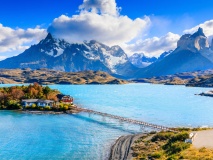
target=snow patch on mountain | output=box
[103,50,127,72]
[45,48,64,57]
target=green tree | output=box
[43,86,51,95]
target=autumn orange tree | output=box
[0,83,60,110]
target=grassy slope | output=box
[131,129,213,160]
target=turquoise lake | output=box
[0,84,213,159]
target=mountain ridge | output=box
[128,50,173,68]
[0,28,212,79]
[134,28,213,78]
[0,33,137,78]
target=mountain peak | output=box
[177,27,209,52]
[45,32,54,40]
[191,27,206,38]
[39,33,56,45]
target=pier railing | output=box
[80,108,176,132]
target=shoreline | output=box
[108,134,145,160]
[1,105,83,115]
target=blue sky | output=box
[1,0,213,33]
[0,0,213,59]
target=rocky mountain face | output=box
[157,50,173,61]
[135,28,213,78]
[177,27,209,52]
[0,33,137,78]
[129,50,172,68]
[211,39,213,50]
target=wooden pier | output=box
[81,108,176,132]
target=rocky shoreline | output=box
[198,90,213,97]
[21,110,65,115]
[109,134,145,160]
[4,105,83,115]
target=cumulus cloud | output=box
[127,32,180,57]
[48,0,151,47]
[183,19,213,41]
[0,56,7,61]
[0,24,47,54]
[79,0,119,16]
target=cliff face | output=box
[177,27,209,52]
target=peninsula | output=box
[0,83,80,113]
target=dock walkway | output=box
[81,108,175,132]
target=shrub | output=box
[169,132,189,143]
[6,100,20,109]
[151,152,162,158]
[44,106,51,110]
[63,105,69,110]
[31,104,37,109]
[25,106,30,109]
[151,132,174,142]
[165,142,190,154]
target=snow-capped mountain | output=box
[129,50,173,68]
[157,50,173,61]
[128,53,157,68]
[0,33,137,77]
[39,33,71,57]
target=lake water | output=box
[0,84,213,159]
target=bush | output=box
[25,106,30,109]
[151,152,162,158]
[167,154,179,160]
[44,106,51,110]
[151,132,174,142]
[31,104,37,109]
[6,100,20,109]
[63,105,69,110]
[169,132,189,143]
[165,142,190,154]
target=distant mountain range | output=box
[128,50,172,68]
[133,69,213,87]
[134,27,213,78]
[0,27,212,79]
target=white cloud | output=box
[2,0,212,60]
[0,24,47,55]
[126,32,180,57]
[48,0,151,48]
[183,19,213,41]
[79,0,119,16]
[0,56,7,61]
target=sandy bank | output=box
[109,134,145,160]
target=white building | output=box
[22,99,54,107]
